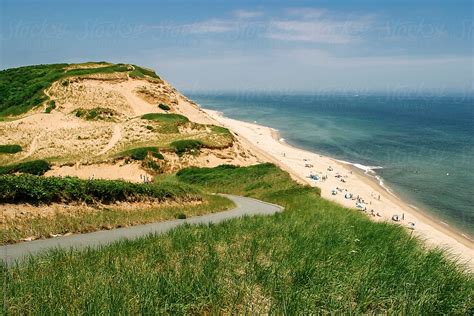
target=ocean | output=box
[188,92,474,238]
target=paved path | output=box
[1,194,283,265]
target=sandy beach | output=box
[201,108,474,270]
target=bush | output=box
[0,174,200,204]
[158,103,170,111]
[0,160,51,175]
[120,147,164,161]
[0,144,22,154]
[170,140,203,156]
[45,100,56,113]
[141,113,189,123]
[74,107,117,121]
[175,213,186,219]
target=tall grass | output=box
[2,194,233,244]
[2,164,472,313]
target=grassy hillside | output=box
[2,164,472,314]
[0,62,154,116]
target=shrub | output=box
[175,213,186,219]
[158,103,171,111]
[74,107,116,121]
[0,174,200,204]
[45,100,56,113]
[0,160,51,175]
[120,147,164,161]
[141,113,189,123]
[170,140,203,156]
[0,144,22,154]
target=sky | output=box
[1,0,473,94]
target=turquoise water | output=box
[188,92,474,238]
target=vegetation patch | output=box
[170,139,203,156]
[44,100,56,113]
[158,103,171,111]
[129,65,161,79]
[2,164,472,314]
[119,146,164,161]
[0,174,199,205]
[0,144,22,154]
[0,160,50,175]
[74,107,117,121]
[141,113,189,123]
[0,63,130,116]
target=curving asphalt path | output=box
[1,194,283,265]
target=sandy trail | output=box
[98,125,121,155]
[23,134,41,159]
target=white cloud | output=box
[266,13,374,44]
[185,19,237,34]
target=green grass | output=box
[0,144,22,154]
[0,159,50,175]
[118,146,164,161]
[141,113,189,123]
[0,63,130,116]
[1,194,233,244]
[2,164,472,313]
[158,103,171,111]
[170,139,203,156]
[0,174,199,205]
[129,65,161,79]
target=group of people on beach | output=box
[302,157,416,230]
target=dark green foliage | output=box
[45,100,56,113]
[175,213,187,219]
[74,107,117,121]
[0,144,22,154]
[0,63,130,116]
[141,113,189,123]
[158,103,171,111]
[170,139,203,156]
[119,147,164,161]
[0,160,50,175]
[0,174,199,204]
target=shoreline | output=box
[200,108,473,270]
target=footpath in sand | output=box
[201,109,474,271]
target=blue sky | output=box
[1,0,472,93]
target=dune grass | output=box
[141,113,189,123]
[170,139,204,156]
[2,164,472,314]
[0,144,22,154]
